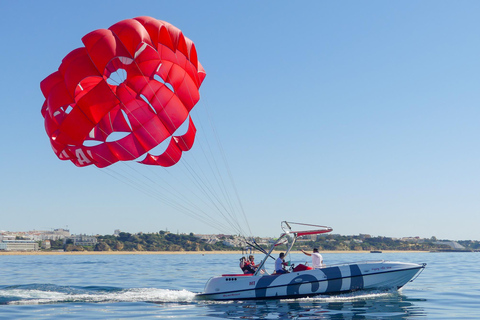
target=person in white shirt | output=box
[301,248,324,269]
[275,252,288,274]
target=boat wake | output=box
[0,284,398,306]
[0,284,196,305]
[288,289,397,302]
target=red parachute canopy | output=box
[40,17,206,168]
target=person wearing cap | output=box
[301,248,324,269]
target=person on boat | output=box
[240,256,257,274]
[275,252,289,274]
[301,248,324,269]
[247,255,258,272]
[239,256,248,272]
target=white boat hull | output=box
[197,261,425,300]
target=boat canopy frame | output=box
[253,221,332,276]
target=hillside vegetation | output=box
[46,231,480,252]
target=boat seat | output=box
[292,264,313,272]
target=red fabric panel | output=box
[41,101,49,119]
[133,116,171,151]
[131,44,162,78]
[132,17,162,46]
[75,80,119,123]
[56,106,95,145]
[74,77,104,102]
[42,106,58,137]
[40,71,63,99]
[59,48,101,97]
[183,58,202,89]
[86,126,108,142]
[109,19,153,57]
[158,24,179,52]
[97,106,132,139]
[116,84,156,131]
[107,134,146,161]
[50,139,73,161]
[156,42,179,67]
[175,117,196,151]
[166,64,200,111]
[162,23,182,51]
[46,81,74,120]
[144,20,176,52]
[65,146,96,167]
[86,143,119,168]
[295,228,333,236]
[110,109,132,133]
[160,99,189,134]
[197,62,206,85]
[82,29,131,74]
[139,118,196,167]
[186,42,198,70]
[51,108,68,128]
[43,116,60,145]
[152,61,175,88]
[141,81,188,134]
[85,106,131,142]
[136,77,164,102]
[140,138,181,167]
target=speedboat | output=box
[197,221,426,300]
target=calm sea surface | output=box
[0,252,478,319]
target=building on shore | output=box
[0,228,71,242]
[41,240,51,249]
[0,240,39,251]
[72,234,98,246]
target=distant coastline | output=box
[0,250,429,256]
[3,229,477,253]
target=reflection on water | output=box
[202,292,426,319]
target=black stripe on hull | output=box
[350,264,364,290]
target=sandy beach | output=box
[0,250,426,256]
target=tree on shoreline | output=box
[42,230,477,252]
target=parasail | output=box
[40,16,206,168]
[40,17,251,238]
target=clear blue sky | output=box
[1,1,479,240]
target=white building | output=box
[1,229,71,241]
[0,235,16,241]
[72,234,97,246]
[38,228,71,241]
[0,240,39,251]
[194,234,220,244]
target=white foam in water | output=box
[1,289,68,301]
[4,288,197,305]
[288,290,395,302]
[2,286,394,305]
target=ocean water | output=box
[0,252,478,319]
